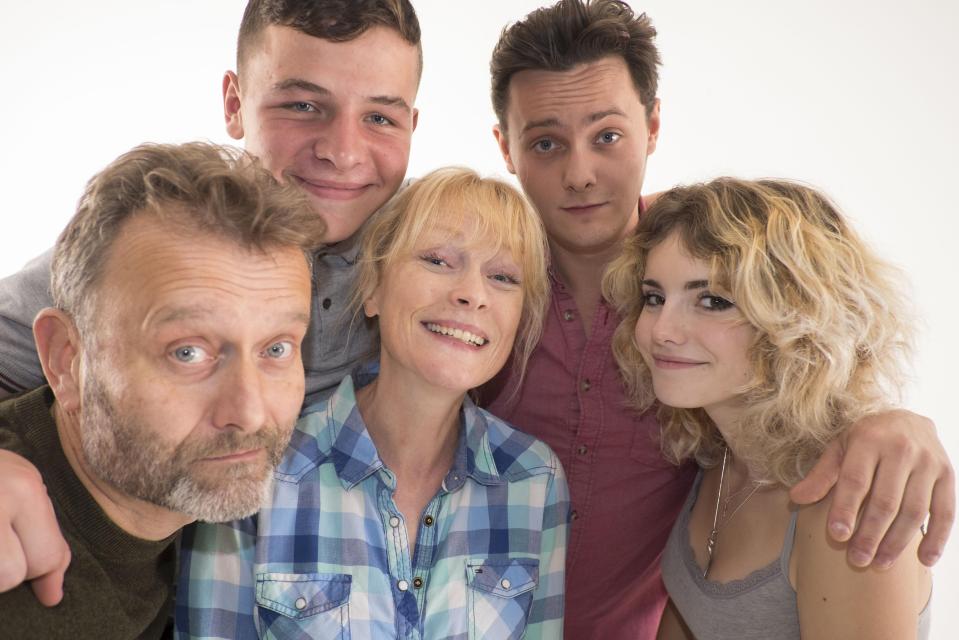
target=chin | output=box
[651,386,702,410]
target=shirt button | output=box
[398,579,410,592]
[389,516,400,528]
[413,577,424,589]
[322,297,332,310]
[571,510,579,521]
[423,515,434,526]
[500,578,511,590]
[581,379,591,392]
[577,445,588,455]
[563,310,574,321]
[294,596,307,610]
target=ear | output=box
[362,287,381,319]
[492,124,516,175]
[411,107,419,133]
[223,71,245,140]
[646,98,661,156]
[33,309,83,412]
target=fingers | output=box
[790,439,843,506]
[28,551,70,607]
[0,522,27,593]
[872,462,936,569]
[842,448,910,567]
[0,449,70,604]
[917,468,956,566]
[11,483,71,590]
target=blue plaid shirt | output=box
[175,374,569,639]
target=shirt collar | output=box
[326,375,505,492]
[314,228,363,266]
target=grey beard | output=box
[79,369,290,522]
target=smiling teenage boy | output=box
[480,1,954,638]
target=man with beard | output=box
[0,141,323,638]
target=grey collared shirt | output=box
[300,232,377,406]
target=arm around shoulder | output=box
[0,249,57,396]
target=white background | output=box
[1,1,956,634]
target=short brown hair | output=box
[490,0,660,128]
[237,0,422,79]
[52,142,326,330]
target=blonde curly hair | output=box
[603,178,913,485]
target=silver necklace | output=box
[703,447,761,579]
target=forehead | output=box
[242,25,419,100]
[98,216,312,323]
[645,233,708,275]
[505,56,645,130]
[408,217,523,262]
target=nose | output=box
[211,356,267,433]
[649,302,687,346]
[312,113,364,171]
[562,143,596,192]
[450,267,489,310]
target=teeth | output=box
[426,323,487,346]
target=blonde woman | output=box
[605,178,932,639]
[179,167,568,639]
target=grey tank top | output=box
[660,471,931,640]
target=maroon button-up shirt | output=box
[481,272,696,639]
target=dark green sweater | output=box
[0,387,177,639]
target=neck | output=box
[355,367,462,480]
[705,405,761,482]
[54,403,191,541]
[548,207,639,325]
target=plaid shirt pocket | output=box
[466,558,539,640]
[255,572,352,639]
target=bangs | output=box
[382,171,538,272]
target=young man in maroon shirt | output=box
[480,1,954,637]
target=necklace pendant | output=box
[704,528,718,578]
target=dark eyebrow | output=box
[640,278,710,290]
[369,95,411,113]
[273,78,331,96]
[684,280,710,291]
[520,108,626,136]
[586,108,627,124]
[521,117,560,135]
[272,79,410,113]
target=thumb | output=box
[28,550,70,607]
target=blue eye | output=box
[597,131,621,145]
[533,138,556,152]
[369,113,393,126]
[289,102,315,112]
[264,341,295,359]
[172,345,211,364]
